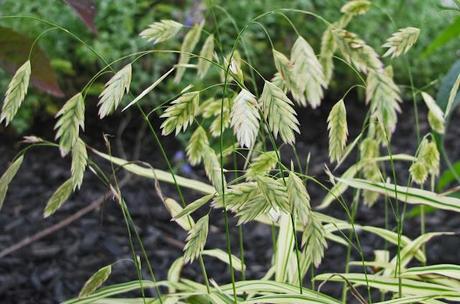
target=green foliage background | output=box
[0,0,458,133]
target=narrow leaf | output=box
[44,178,74,217]
[79,265,112,298]
[0,155,24,209]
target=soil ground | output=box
[1,98,459,303]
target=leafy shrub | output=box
[2,0,460,303]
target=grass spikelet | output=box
[71,138,87,190]
[197,34,214,79]
[215,182,258,211]
[79,265,112,298]
[421,92,445,134]
[366,68,401,135]
[257,176,289,212]
[44,178,74,218]
[1,61,31,125]
[186,126,209,166]
[140,20,183,44]
[203,146,226,194]
[184,215,209,263]
[0,155,24,210]
[320,27,336,85]
[334,28,382,73]
[287,170,311,226]
[230,89,260,148]
[410,161,428,185]
[245,151,278,179]
[302,213,327,267]
[260,81,299,145]
[98,64,132,118]
[273,49,300,102]
[383,27,420,58]
[327,99,348,163]
[55,93,85,156]
[419,139,440,176]
[175,22,204,83]
[341,0,371,16]
[291,36,327,108]
[209,100,232,137]
[161,91,199,135]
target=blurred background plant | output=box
[0,0,458,133]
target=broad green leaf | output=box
[0,155,24,209]
[44,178,74,217]
[79,265,112,298]
[0,27,63,96]
[422,16,460,58]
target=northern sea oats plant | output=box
[1,0,460,303]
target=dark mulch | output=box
[1,98,460,304]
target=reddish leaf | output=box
[0,27,64,97]
[64,0,98,33]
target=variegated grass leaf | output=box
[333,28,382,73]
[44,178,74,218]
[291,36,327,108]
[327,99,348,163]
[164,197,194,231]
[319,26,336,85]
[421,92,445,134]
[245,151,278,179]
[183,214,209,263]
[139,20,183,44]
[174,194,214,220]
[161,91,199,135]
[360,137,381,206]
[203,146,226,194]
[1,61,31,126]
[123,67,175,111]
[0,155,24,210]
[197,34,214,79]
[287,171,311,226]
[302,213,327,267]
[257,176,289,212]
[186,126,209,166]
[55,93,85,156]
[71,138,87,190]
[174,22,204,83]
[98,64,132,118]
[366,68,401,135]
[340,0,371,16]
[79,264,112,298]
[260,81,299,145]
[230,89,260,148]
[383,27,420,58]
